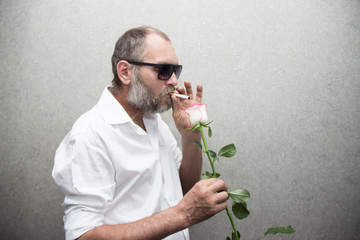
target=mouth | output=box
[159,86,176,98]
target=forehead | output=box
[143,33,178,64]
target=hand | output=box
[177,178,229,227]
[171,81,203,136]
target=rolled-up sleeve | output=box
[52,131,116,240]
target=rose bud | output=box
[185,103,208,126]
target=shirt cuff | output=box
[64,205,104,240]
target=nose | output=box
[166,71,178,86]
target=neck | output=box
[109,85,146,131]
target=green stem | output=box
[199,126,216,177]
[199,125,240,240]
[226,207,240,240]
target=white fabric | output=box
[52,87,189,240]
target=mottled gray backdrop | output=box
[1,0,359,239]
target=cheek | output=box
[142,67,158,81]
[140,69,170,97]
[153,81,169,97]
[140,71,159,92]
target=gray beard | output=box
[127,70,175,114]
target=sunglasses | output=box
[127,61,183,81]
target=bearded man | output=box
[52,26,228,240]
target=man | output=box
[52,26,228,240]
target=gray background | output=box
[1,0,359,239]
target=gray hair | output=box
[111,26,170,86]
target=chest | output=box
[99,122,176,187]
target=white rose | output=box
[185,103,208,126]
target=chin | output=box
[156,99,172,113]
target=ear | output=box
[116,61,132,86]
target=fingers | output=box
[215,191,229,205]
[170,91,181,109]
[176,86,185,95]
[171,81,203,132]
[183,81,193,98]
[203,178,228,193]
[213,201,228,214]
[178,178,229,226]
[203,178,228,204]
[176,81,203,103]
[195,84,203,103]
[195,178,228,206]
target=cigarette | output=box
[170,93,190,99]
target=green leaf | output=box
[202,171,220,179]
[194,141,202,149]
[189,123,201,131]
[232,202,250,220]
[201,173,210,180]
[202,120,213,126]
[264,226,295,236]
[229,189,250,203]
[209,150,217,159]
[226,237,231,240]
[218,144,236,158]
[208,126,212,138]
[213,172,220,178]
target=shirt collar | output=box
[97,87,158,125]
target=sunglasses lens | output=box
[158,64,182,80]
[175,65,182,79]
[158,65,173,80]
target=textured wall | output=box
[1,0,359,239]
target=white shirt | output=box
[52,87,190,240]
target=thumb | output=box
[171,93,181,113]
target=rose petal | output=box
[185,108,201,125]
[185,103,208,126]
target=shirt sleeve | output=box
[52,131,116,240]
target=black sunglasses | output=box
[126,61,182,81]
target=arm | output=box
[79,178,228,240]
[171,81,204,194]
[179,129,202,194]
[79,205,186,240]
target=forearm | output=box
[179,129,202,194]
[79,205,188,240]
[80,177,229,240]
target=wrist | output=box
[173,202,192,229]
[180,128,201,142]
